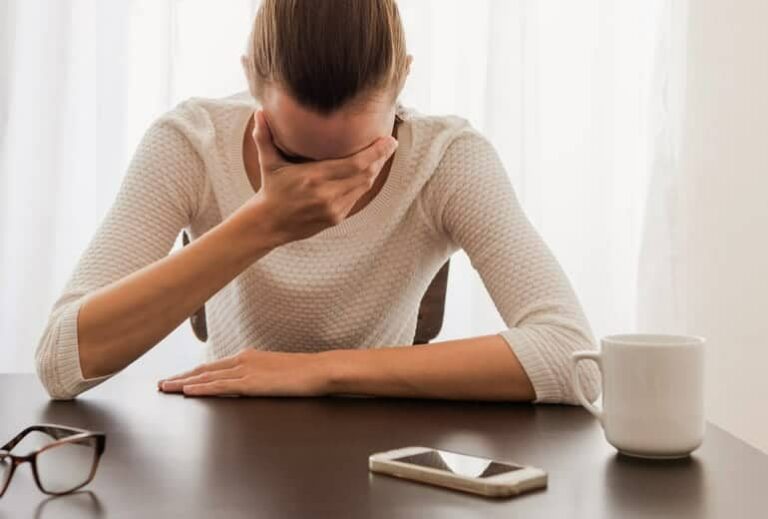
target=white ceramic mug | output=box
[570,334,705,459]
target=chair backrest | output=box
[181,231,450,345]
[412,259,450,344]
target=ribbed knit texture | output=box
[35,91,601,403]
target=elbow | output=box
[35,340,84,400]
[504,306,603,405]
[535,325,602,406]
[34,306,86,401]
[502,323,602,405]
[40,380,81,401]
[34,346,81,401]
[564,336,602,406]
[573,360,602,405]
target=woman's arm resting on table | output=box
[323,334,536,401]
[34,118,279,400]
[418,129,602,405]
[157,334,535,401]
[35,119,215,399]
[75,208,276,381]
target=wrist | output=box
[318,348,364,395]
[221,199,285,259]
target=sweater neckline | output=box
[227,101,413,239]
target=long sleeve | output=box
[421,130,601,404]
[35,116,209,399]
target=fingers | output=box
[350,136,398,173]
[313,136,398,217]
[183,379,243,397]
[334,183,371,218]
[159,355,238,383]
[252,110,284,172]
[157,355,239,389]
[321,136,397,182]
[159,366,242,393]
[323,145,391,197]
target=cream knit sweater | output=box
[35,91,600,403]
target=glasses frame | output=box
[0,424,106,497]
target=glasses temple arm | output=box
[1,425,79,451]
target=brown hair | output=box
[242,0,408,114]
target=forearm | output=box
[322,334,536,402]
[78,205,279,378]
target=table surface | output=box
[0,374,766,518]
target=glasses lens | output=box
[36,436,98,494]
[1,452,11,491]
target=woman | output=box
[36,0,599,403]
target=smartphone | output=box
[369,446,547,498]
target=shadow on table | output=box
[33,491,105,519]
[603,452,707,517]
[36,399,121,431]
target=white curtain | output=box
[1,0,668,378]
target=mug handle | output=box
[570,351,603,422]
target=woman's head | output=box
[241,0,411,161]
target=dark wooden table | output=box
[0,374,766,518]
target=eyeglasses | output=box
[0,424,106,497]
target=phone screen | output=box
[392,449,524,478]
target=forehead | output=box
[260,86,394,160]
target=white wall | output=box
[680,0,768,453]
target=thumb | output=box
[252,110,284,173]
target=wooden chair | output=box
[181,230,450,345]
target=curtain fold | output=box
[1,0,668,376]
[637,0,689,334]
